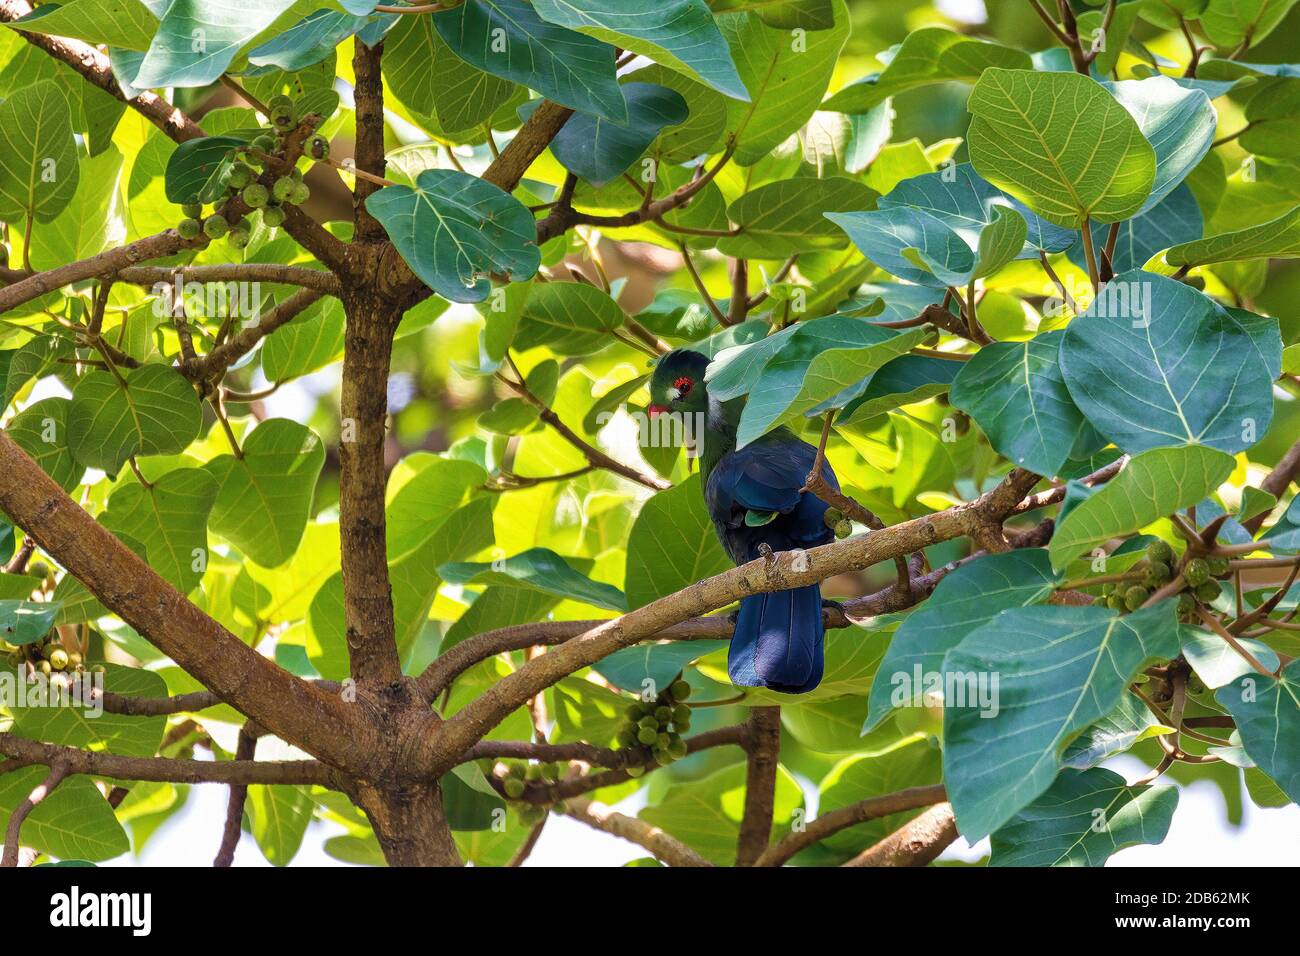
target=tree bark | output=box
[338,294,403,688]
[354,781,462,867]
[735,706,781,866]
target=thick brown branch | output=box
[416,470,1042,773]
[0,434,375,774]
[351,39,388,242]
[755,785,949,867]
[0,734,337,787]
[843,802,959,867]
[735,706,781,866]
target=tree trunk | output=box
[338,293,403,687]
[355,781,462,867]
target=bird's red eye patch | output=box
[673,376,693,395]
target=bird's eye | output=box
[673,376,693,397]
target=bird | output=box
[647,348,840,693]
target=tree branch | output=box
[1,761,68,867]
[754,785,949,867]
[116,264,341,294]
[0,734,337,787]
[213,725,258,866]
[560,797,713,867]
[0,433,377,774]
[351,39,388,243]
[735,706,781,866]
[843,802,959,867]
[188,289,323,383]
[415,470,1042,774]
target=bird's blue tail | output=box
[727,584,824,694]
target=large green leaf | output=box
[66,365,203,476]
[383,13,520,135]
[514,279,625,354]
[10,0,158,51]
[989,767,1178,866]
[7,397,81,492]
[1181,627,1280,688]
[717,176,877,258]
[1215,660,1300,805]
[164,134,247,205]
[245,10,363,72]
[1106,76,1215,215]
[0,80,79,223]
[438,546,626,612]
[837,354,958,426]
[1164,204,1300,267]
[1061,692,1172,770]
[206,419,326,569]
[827,207,974,287]
[133,0,301,88]
[864,549,1058,732]
[30,147,125,271]
[705,313,926,446]
[260,297,345,382]
[0,599,60,645]
[543,82,688,186]
[532,0,746,100]
[247,784,312,866]
[433,0,627,122]
[718,0,849,165]
[1049,446,1235,571]
[625,474,731,608]
[0,767,128,862]
[1059,271,1277,455]
[967,69,1155,228]
[593,638,729,694]
[639,761,803,864]
[1198,0,1297,49]
[942,602,1181,841]
[10,663,167,758]
[366,169,539,304]
[950,330,1097,477]
[103,467,218,593]
[823,27,1030,114]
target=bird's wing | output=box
[707,438,826,520]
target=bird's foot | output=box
[821,598,846,614]
[757,542,777,570]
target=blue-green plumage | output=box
[648,349,839,693]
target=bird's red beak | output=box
[647,404,668,419]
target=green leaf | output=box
[30,147,126,271]
[0,337,72,412]
[805,736,942,862]
[438,546,626,612]
[626,63,727,161]
[1182,627,1280,688]
[10,0,159,52]
[246,10,363,73]
[718,0,849,165]
[1198,0,1297,49]
[133,0,301,88]
[0,599,60,645]
[705,314,927,447]
[826,207,974,287]
[1106,76,1215,215]
[206,419,325,568]
[989,767,1178,866]
[103,467,218,593]
[624,474,731,608]
[433,0,627,122]
[0,767,128,861]
[532,0,746,100]
[1061,692,1172,770]
[247,784,312,866]
[514,279,625,354]
[838,354,958,426]
[1049,446,1235,571]
[1164,204,1300,267]
[164,135,247,205]
[550,676,628,746]
[365,169,540,304]
[7,397,81,491]
[11,663,167,757]
[383,12,520,135]
[0,80,80,223]
[639,761,803,864]
[950,330,1096,476]
[260,296,345,382]
[67,365,203,476]
[593,639,728,694]
[547,83,689,186]
[1059,271,1276,455]
[942,602,1181,840]
[717,176,877,259]
[1215,660,1300,805]
[386,455,487,561]
[822,27,1030,114]
[967,69,1155,228]
[864,549,1057,732]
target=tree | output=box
[0,0,1296,869]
